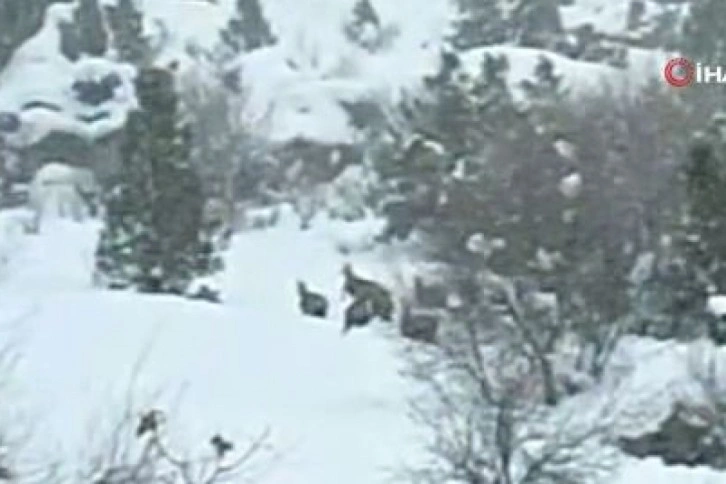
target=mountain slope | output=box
[0,216,423,483]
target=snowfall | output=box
[0,0,725,482]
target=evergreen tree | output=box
[681,114,726,292]
[76,0,108,57]
[217,0,276,90]
[508,0,562,48]
[449,0,508,50]
[0,0,55,71]
[343,0,395,53]
[94,67,222,295]
[59,0,108,61]
[105,0,150,65]
[682,0,726,66]
[219,0,276,55]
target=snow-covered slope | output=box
[0,214,426,483]
[460,45,669,102]
[2,213,726,483]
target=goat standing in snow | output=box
[342,297,375,334]
[297,281,328,318]
[341,263,394,321]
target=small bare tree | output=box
[400,312,618,484]
[85,408,272,484]
[178,51,274,232]
[76,351,277,484]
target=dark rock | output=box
[618,402,726,469]
[188,284,221,303]
[0,111,20,132]
[72,78,115,106]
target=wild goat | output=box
[342,297,375,334]
[341,263,394,321]
[297,281,328,318]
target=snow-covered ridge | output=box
[461,45,670,102]
[0,0,677,147]
[0,3,137,147]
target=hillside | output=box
[2,0,726,483]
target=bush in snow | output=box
[400,315,617,484]
[87,409,272,484]
[324,163,378,222]
[26,162,99,232]
[94,66,222,295]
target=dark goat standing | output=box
[297,281,328,318]
[342,263,394,321]
[342,297,375,334]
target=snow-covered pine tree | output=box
[76,0,108,57]
[217,0,276,90]
[507,0,562,48]
[681,114,726,293]
[59,0,108,61]
[682,0,726,67]
[344,0,379,49]
[343,0,396,53]
[219,0,276,55]
[94,67,222,296]
[449,0,508,50]
[105,0,149,65]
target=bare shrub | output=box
[399,315,618,484]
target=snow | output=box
[708,295,726,317]
[0,0,675,149]
[1,207,726,482]
[0,0,725,480]
[613,458,726,484]
[559,0,682,37]
[460,45,666,102]
[0,212,427,483]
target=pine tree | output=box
[344,0,384,52]
[105,0,149,65]
[682,0,726,66]
[0,0,54,71]
[59,0,108,61]
[94,67,222,295]
[508,0,562,48]
[681,114,726,292]
[77,0,108,57]
[449,0,508,50]
[219,0,276,55]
